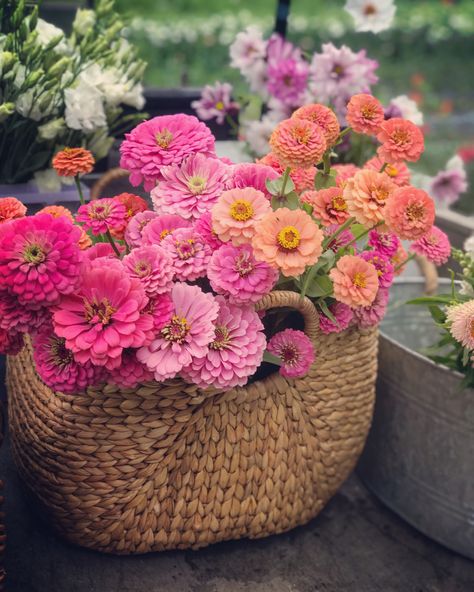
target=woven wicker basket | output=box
[6,291,378,554]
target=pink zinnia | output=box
[368,229,400,258]
[33,327,105,394]
[151,153,229,220]
[353,287,389,329]
[161,227,211,281]
[119,114,216,191]
[267,57,309,106]
[318,301,354,334]
[144,292,174,332]
[447,301,474,350]
[410,226,451,266]
[76,198,127,236]
[84,242,122,261]
[333,163,360,188]
[384,186,435,240]
[0,329,24,355]
[0,197,27,224]
[329,255,379,308]
[346,94,384,135]
[182,297,266,389]
[125,211,159,248]
[0,214,82,306]
[137,283,219,381]
[227,163,279,199]
[194,212,224,250]
[257,153,317,194]
[267,329,315,378]
[377,118,425,163]
[0,292,49,334]
[141,214,191,245]
[107,348,154,389]
[361,250,394,289]
[301,187,349,227]
[53,258,153,369]
[365,156,410,187]
[123,245,174,296]
[323,224,355,251]
[208,243,278,304]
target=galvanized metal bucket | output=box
[358,276,474,560]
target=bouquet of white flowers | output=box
[0,0,146,187]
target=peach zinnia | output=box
[212,187,271,246]
[252,208,323,277]
[384,186,435,240]
[343,169,396,226]
[301,187,349,227]
[269,117,327,169]
[377,118,424,163]
[0,197,26,224]
[52,147,95,177]
[291,104,340,146]
[346,94,384,135]
[364,156,410,187]
[330,255,379,308]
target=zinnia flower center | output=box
[175,238,197,260]
[291,124,311,145]
[161,315,190,343]
[235,252,254,277]
[331,195,347,211]
[84,298,116,325]
[391,129,410,146]
[332,64,344,77]
[90,203,111,220]
[385,164,399,177]
[50,337,73,368]
[371,185,389,204]
[215,101,225,111]
[353,272,367,288]
[470,319,474,339]
[210,325,231,350]
[361,104,377,119]
[155,128,173,149]
[24,243,46,265]
[134,260,152,277]
[230,199,254,222]
[406,203,425,221]
[280,344,299,366]
[187,175,207,195]
[277,226,301,250]
[426,234,438,246]
[363,3,377,16]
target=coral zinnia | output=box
[123,245,174,296]
[269,117,327,169]
[137,283,219,381]
[52,147,95,177]
[76,198,127,236]
[346,93,384,135]
[267,329,315,378]
[365,155,410,187]
[0,197,27,224]
[182,296,266,389]
[377,118,424,163]
[141,214,191,246]
[0,214,82,306]
[111,192,149,239]
[343,169,396,226]
[329,254,379,307]
[208,243,278,304]
[52,258,154,369]
[252,208,324,277]
[391,244,409,276]
[410,225,451,266]
[447,301,474,350]
[257,153,317,194]
[318,301,354,334]
[301,187,350,227]
[125,211,159,248]
[333,163,360,188]
[161,227,211,281]
[291,104,340,146]
[384,186,435,240]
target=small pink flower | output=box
[123,245,174,296]
[141,214,191,245]
[227,162,279,199]
[267,329,315,378]
[125,211,159,248]
[0,292,50,334]
[301,187,350,227]
[192,81,239,124]
[76,198,127,236]
[161,227,211,281]
[318,301,354,334]
[329,255,379,308]
[360,251,395,289]
[143,292,174,332]
[377,118,425,163]
[365,155,410,187]
[182,296,266,389]
[194,212,224,250]
[447,301,474,350]
[368,229,400,257]
[0,329,24,355]
[410,226,451,266]
[107,349,154,389]
[208,243,278,304]
[137,283,219,381]
[346,93,384,135]
[353,287,389,329]
[384,186,435,240]
[323,224,355,251]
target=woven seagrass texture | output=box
[0,402,5,590]
[7,291,378,554]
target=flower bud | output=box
[73,9,96,36]
[0,51,16,74]
[24,69,44,88]
[48,56,70,78]
[0,102,15,123]
[38,118,65,141]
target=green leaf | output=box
[302,202,313,216]
[428,305,446,324]
[318,299,338,325]
[462,347,470,367]
[350,223,366,237]
[314,169,337,190]
[408,296,456,306]
[305,275,333,298]
[271,191,300,211]
[262,351,283,366]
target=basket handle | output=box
[255,290,319,340]
[413,254,438,295]
[89,168,130,200]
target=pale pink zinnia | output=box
[194,212,224,250]
[151,152,229,220]
[122,245,174,296]
[141,214,191,246]
[267,329,315,378]
[447,301,474,350]
[0,214,82,306]
[410,226,451,266]
[137,283,219,381]
[368,229,400,258]
[144,292,174,332]
[76,198,127,236]
[318,301,354,334]
[182,296,266,389]
[227,162,279,199]
[301,187,350,227]
[384,186,435,240]
[53,258,154,369]
[360,250,394,289]
[119,114,216,191]
[161,227,211,281]
[107,348,154,389]
[329,255,379,308]
[208,243,278,304]
[353,287,389,329]
[125,211,159,248]
[365,155,410,187]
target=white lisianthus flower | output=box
[122,82,145,110]
[463,235,474,258]
[344,0,396,34]
[73,9,96,36]
[16,89,54,121]
[446,154,466,173]
[230,26,267,76]
[390,95,424,126]
[36,19,69,53]
[64,79,106,131]
[34,169,62,193]
[78,64,145,109]
[38,117,65,140]
[87,129,114,161]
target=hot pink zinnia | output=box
[0,292,50,334]
[0,329,24,355]
[267,329,315,378]
[208,243,278,304]
[84,242,123,261]
[119,114,216,191]
[76,198,127,236]
[384,186,435,240]
[360,251,395,289]
[125,211,159,248]
[137,283,219,381]
[143,292,174,332]
[368,229,400,258]
[0,214,82,306]
[141,214,191,246]
[52,258,153,369]
[182,296,266,389]
[329,255,379,308]
[194,212,224,250]
[123,245,174,296]
[353,288,389,329]
[323,224,355,252]
[227,162,279,199]
[161,227,211,281]
[410,226,451,266]
[377,118,425,163]
[151,152,229,220]
[107,348,154,389]
[33,327,105,393]
[318,301,354,334]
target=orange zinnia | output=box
[52,147,95,177]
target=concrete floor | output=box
[1,431,474,592]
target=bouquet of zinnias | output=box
[0,99,449,394]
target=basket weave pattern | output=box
[7,291,378,554]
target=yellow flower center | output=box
[361,104,377,120]
[371,186,389,204]
[134,261,151,277]
[160,229,171,240]
[331,194,347,211]
[353,272,367,288]
[215,101,225,111]
[385,164,399,177]
[230,199,254,221]
[277,225,301,250]
[161,315,190,343]
[210,325,231,350]
[391,129,410,146]
[406,203,425,221]
[291,124,311,145]
[187,175,207,195]
[176,238,196,260]
[155,128,173,149]
[84,298,116,325]
[24,243,46,265]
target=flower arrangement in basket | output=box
[0,0,145,188]
[1,97,449,553]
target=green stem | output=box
[337,126,352,141]
[74,175,86,205]
[394,253,415,273]
[322,150,331,175]
[344,220,384,249]
[105,228,122,258]
[379,162,388,173]
[279,166,291,197]
[225,113,239,135]
[322,216,356,250]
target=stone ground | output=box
[1,431,474,592]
